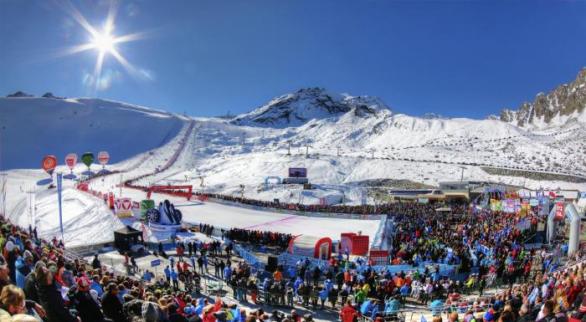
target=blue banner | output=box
[57,173,64,243]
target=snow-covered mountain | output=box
[0,97,186,170]
[2,74,586,247]
[2,69,586,207]
[500,68,586,128]
[231,87,390,127]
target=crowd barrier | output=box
[198,196,386,220]
[277,252,330,270]
[356,262,460,279]
[233,244,265,270]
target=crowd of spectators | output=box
[193,193,465,215]
[224,229,292,250]
[0,191,583,322]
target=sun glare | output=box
[92,31,115,54]
[57,1,151,92]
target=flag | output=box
[57,173,64,243]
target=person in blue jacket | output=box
[15,250,33,289]
[170,269,179,290]
[90,275,104,297]
[164,265,171,283]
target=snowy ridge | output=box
[0,97,186,170]
[231,87,390,128]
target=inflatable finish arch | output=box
[547,203,582,255]
[264,176,281,189]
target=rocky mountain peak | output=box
[499,68,586,127]
[231,88,390,127]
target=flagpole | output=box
[57,172,64,244]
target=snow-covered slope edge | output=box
[0,97,187,170]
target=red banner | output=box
[555,202,565,221]
[369,250,389,266]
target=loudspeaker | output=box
[267,256,278,273]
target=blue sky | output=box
[1,0,585,119]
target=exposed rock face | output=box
[500,68,586,127]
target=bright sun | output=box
[59,1,149,91]
[92,31,115,54]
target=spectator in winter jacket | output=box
[164,265,171,283]
[69,277,105,322]
[14,251,33,289]
[101,283,127,322]
[4,241,19,285]
[171,269,179,290]
[36,266,78,322]
[90,275,104,298]
[61,262,75,288]
[23,261,44,304]
[224,266,232,282]
[340,300,358,322]
[92,254,101,269]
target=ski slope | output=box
[0,97,186,170]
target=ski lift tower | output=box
[459,166,466,182]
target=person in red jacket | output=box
[340,299,359,322]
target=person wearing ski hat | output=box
[15,250,33,289]
[4,240,19,284]
[68,276,105,322]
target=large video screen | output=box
[288,167,307,178]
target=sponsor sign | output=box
[555,202,565,221]
[114,198,133,218]
[98,151,110,166]
[288,167,307,178]
[41,155,57,175]
[65,153,77,171]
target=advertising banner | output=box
[65,153,77,171]
[114,198,133,218]
[98,151,110,166]
[42,155,57,176]
[81,152,94,169]
[288,168,307,178]
[555,202,565,221]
